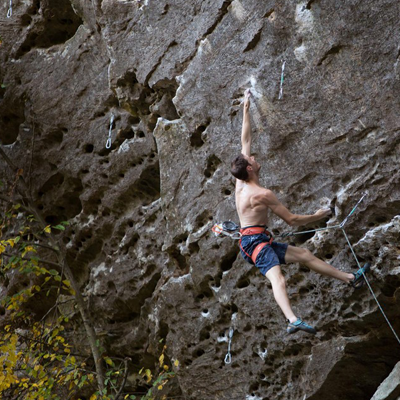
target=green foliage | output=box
[90,345,178,400]
[0,222,90,398]
[0,209,89,398]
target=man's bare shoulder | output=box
[253,188,276,204]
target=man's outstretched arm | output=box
[241,90,251,156]
[263,189,331,226]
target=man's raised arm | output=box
[241,90,251,156]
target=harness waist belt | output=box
[240,227,269,236]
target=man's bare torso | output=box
[235,180,270,227]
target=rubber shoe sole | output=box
[287,319,317,335]
[350,263,371,289]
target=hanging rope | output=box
[224,327,234,364]
[341,227,400,346]
[105,113,115,149]
[278,60,286,100]
[339,193,367,228]
[7,0,12,18]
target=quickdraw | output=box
[7,0,12,18]
[106,113,115,149]
[212,220,241,240]
[278,60,286,100]
[224,327,234,364]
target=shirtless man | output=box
[230,90,370,334]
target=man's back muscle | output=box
[235,180,270,227]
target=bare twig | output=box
[0,144,19,172]
[114,357,132,400]
[28,115,36,196]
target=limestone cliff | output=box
[1,0,400,399]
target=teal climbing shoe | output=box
[349,263,371,289]
[287,318,317,335]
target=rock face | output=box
[1,0,400,399]
[371,361,400,400]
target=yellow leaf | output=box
[144,369,152,383]
[44,225,51,233]
[90,395,97,400]
[105,357,114,366]
[158,385,163,390]
[64,348,70,353]
[174,359,179,367]
[159,353,164,367]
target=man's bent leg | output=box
[265,265,297,323]
[285,246,354,283]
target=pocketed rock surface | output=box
[1,0,400,399]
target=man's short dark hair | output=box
[231,154,249,181]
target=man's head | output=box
[230,154,260,181]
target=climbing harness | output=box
[278,60,286,100]
[239,226,274,264]
[7,0,12,18]
[224,327,234,364]
[212,194,400,348]
[105,113,115,149]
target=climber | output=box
[230,90,370,335]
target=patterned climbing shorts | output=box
[239,233,288,276]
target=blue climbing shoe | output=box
[287,318,317,335]
[349,263,371,289]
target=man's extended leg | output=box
[265,265,317,334]
[265,265,297,323]
[285,246,354,283]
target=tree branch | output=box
[2,252,61,268]
[0,144,19,172]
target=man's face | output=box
[245,155,261,173]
